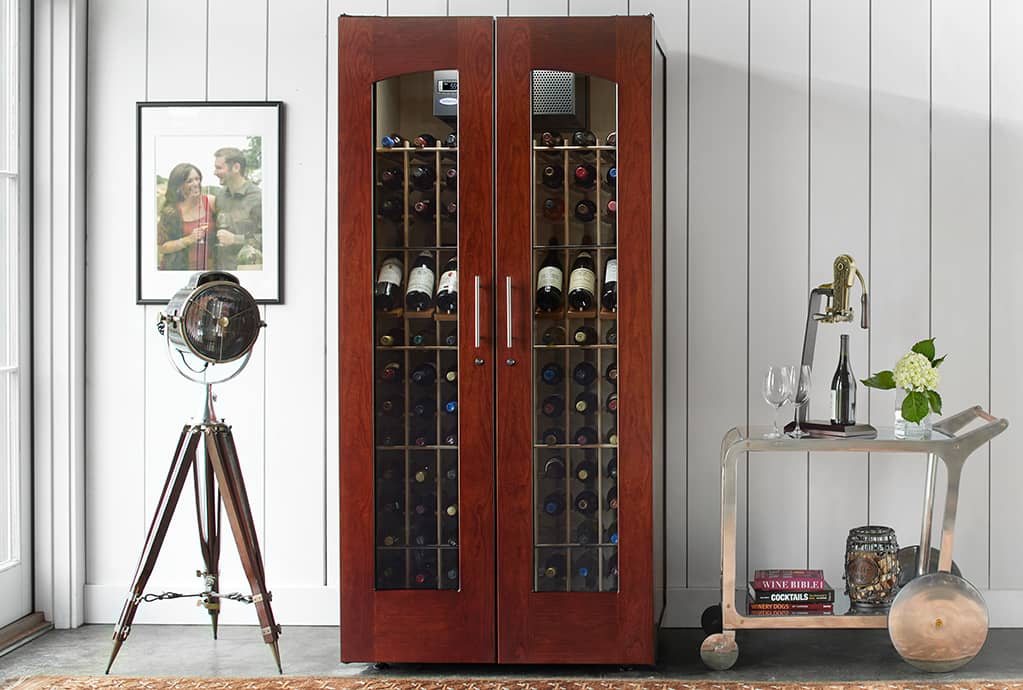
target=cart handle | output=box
[932,405,1004,438]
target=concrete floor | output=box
[2,625,1023,683]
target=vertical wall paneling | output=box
[203,0,270,617]
[807,0,869,610]
[746,0,809,575]
[264,0,328,593]
[84,0,148,598]
[630,0,687,621]
[447,0,507,16]
[866,0,932,563]
[569,0,627,16]
[508,0,567,17]
[207,0,269,100]
[140,0,222,622]
[686,0,747,592]
[990,0,1023,590]
[930,0,990,587]
[387,0,447,16]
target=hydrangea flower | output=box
[893,351,941,392]
[862,338,945,423]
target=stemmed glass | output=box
[762,366,792,439]
[787,364,812,438]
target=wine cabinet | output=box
[339,14,665,665]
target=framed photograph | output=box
[137,101,283,303]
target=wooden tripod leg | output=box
[106,425,202,674]
[204,424,282,673]
[191,451,222,639]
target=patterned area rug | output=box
[4,680,1023,690]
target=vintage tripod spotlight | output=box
[107,272,281,674]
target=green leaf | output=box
[861,370,895,390]
[912,338,936,362]
[902,390,931,423]
[932,355,946,368]
[927,390,943,415]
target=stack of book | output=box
[747,568,834,616]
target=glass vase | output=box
[894,388,932,439]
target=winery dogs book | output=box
[753,568,828,590]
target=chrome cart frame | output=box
[701,405,1008,671]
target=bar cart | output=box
[700,405,1008,672]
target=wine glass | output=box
[787,364,812,438]
[762,366,792,439]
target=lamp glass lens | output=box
[182,282,260,362]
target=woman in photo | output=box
[157,162,216,270]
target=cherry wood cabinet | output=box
[338,14,665,665]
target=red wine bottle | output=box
[377,396,403,417]
[410,362,437,385]
[606,486,619,510]
[572,361,597,386]
[435,256,458,314]
[405,250,436,312]
[601,256,618,311]
[573,426,598,446]
[443,131,458,148]
[413,132,438,148]
[605,361,618,384]
[542,197,565,221]
[380,133,405,148]
[541,394,565,417]
[567,247,597,310]
[543,456,566,479]
[541,427,565,445]
[535,241,564,312]
[441,200,457,220]
[378,197,403,221]
[374,255,403,312]
[606,199,618,219]
[410,397,436,418]
[573,490,598,515]
[410,164,436,190]
[444,167,457,190]
[605,131,617,146]
[573,325,598,346]
[606,454,618,480]
[605,391,618,414]
[573,459,597,482]
[378,361,402,382]
[412,198,435,220]
[573,391,597,415]
[541,164,565,189]
[380,167,403,189]
[574,199,597,222]
[573,163,597,188]
[541,325,567,345]
[571,130,597,147]
[540,131,564,147]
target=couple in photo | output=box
[157,146,263,271]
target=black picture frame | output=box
[136,101,284,304]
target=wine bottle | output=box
[412,464,435,484]
[573,490,598,515]
[411,397,436,418]
[541,164,564,189]
[605,131,617,147]
[540,362,564,385]
[378,361,402,382]
[567,247,597,310]
[413,133,438,149]
[405,250,436,311]
[535,241,564,312]
[572,361,597,386]
[572,130,598,147]
[441,200,457,220]
[605,325,617,344]
[444,167,458,190]
[573,199,597,222]
[412,198,435,220]
[442,329,458,346]
[435,256,458,314]
[374,256,403,312]
[543,456,566,479]
[442,427,458,446]
[375,423,403,447]
[378,326,403,346]
[573,426,598,446]
[443,131,458,148]
[601,257,618,312]
[831,334,857,425]
[605,391,618,414]
[606,199,618,219]
[378,197,404,221]
[444,567,459,584]
[412,427,436,447]
[606,486,619,510]
[542,492,566,516]
[540,131,564,147]
[541,325,566,345]
[605,166,617,188]
[575,520,598,545]
[410,164,436,190]
[574,459,598,482]
[605,427,618,445]
[377,396,404,417]
[604,521,619,544]
[540,394,565,417]
[573,325,598,346]
[411,491,436,515]
[411,552,437,586]
[606,454,618,480]
[381,133,405,148]
[542,553,567,579]
[380,167,403,189]
[541,427,565,445]
[573,163,597,188]
[573,391,597,415]
[542,197,565,221]
[410,522,437,547]
[410,328,433,346]
[410,362,437,385]
[443,366,457,383]
[441,522,459,546]
[573,553,598,584]
[443,503,458,517]
[605,361,618,384]
[443,464,458,481]
[443,397,458,415]
[377,560,403,587]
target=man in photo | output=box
[212,146,263,270]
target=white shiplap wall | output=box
[84,0,1023,629]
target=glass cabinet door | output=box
[372,71,462,591]
[338,16,494,664]
[531,72,619,594]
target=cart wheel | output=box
[897,545,962,588]
[888,571,987,672]
[700,633,738,670]
[701,604,723,635]
[373,662,390,670]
